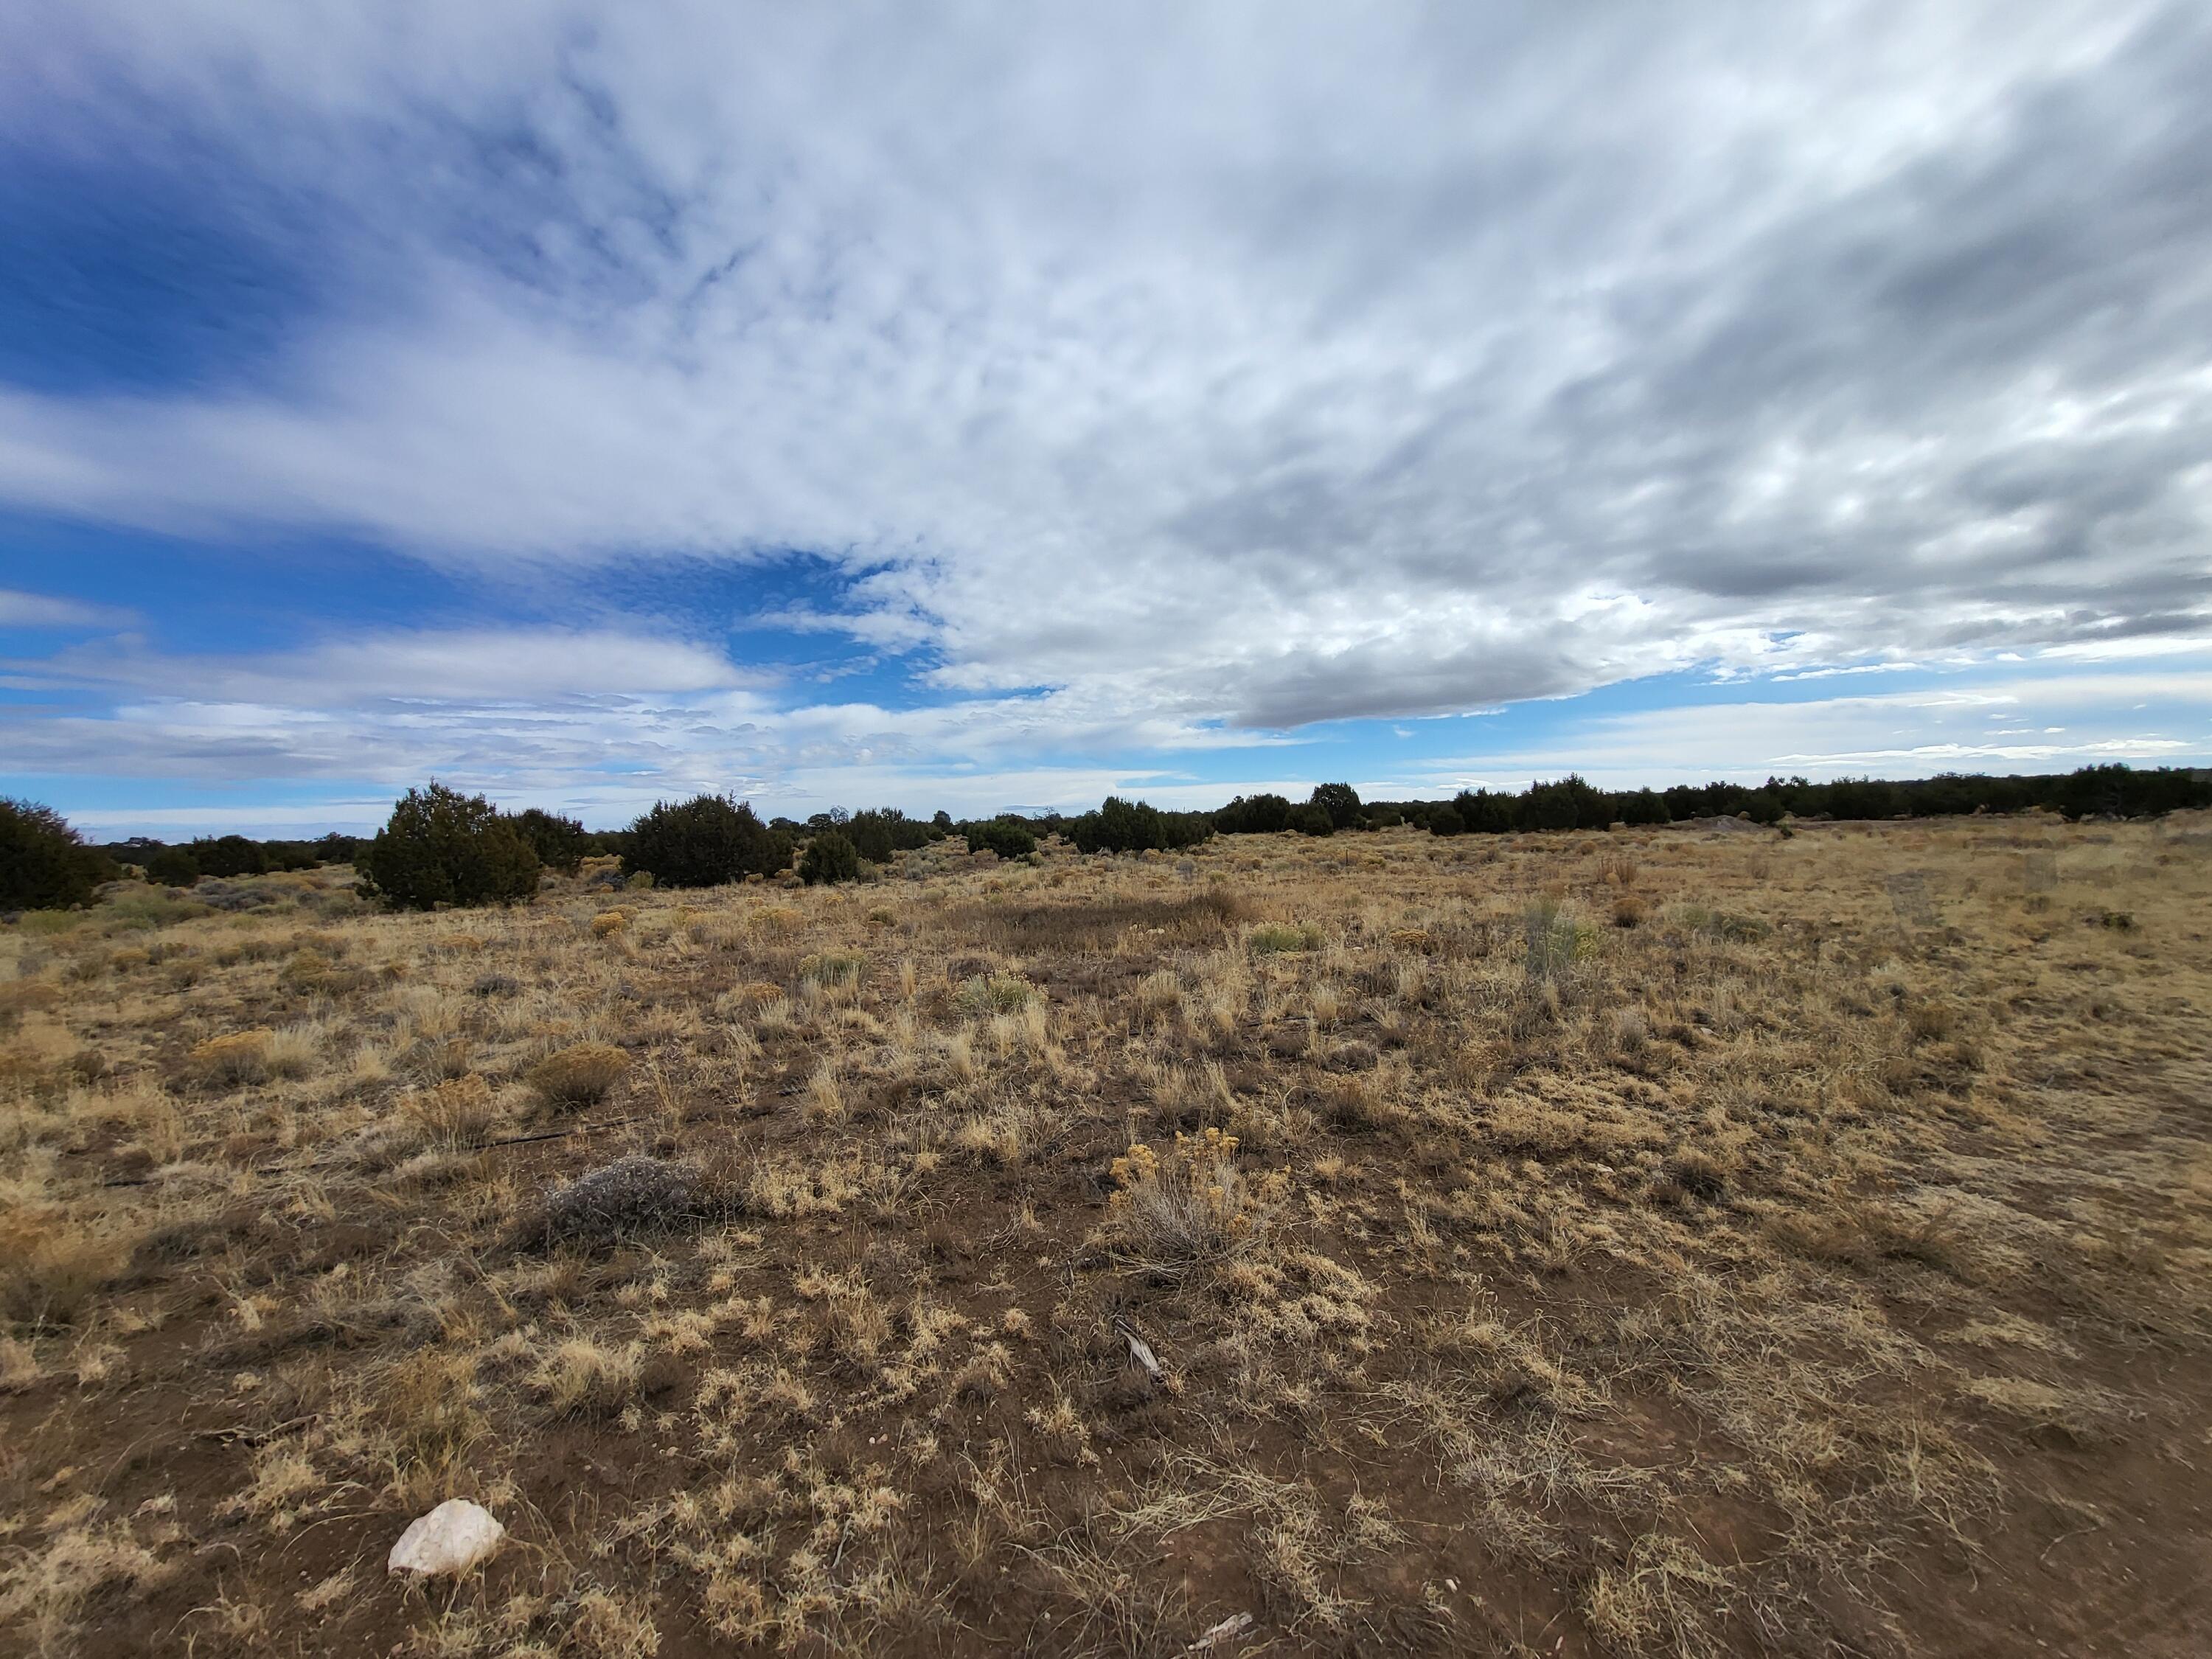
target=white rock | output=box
[387,1499,505,1578]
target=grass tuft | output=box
[524,1041,630,1108]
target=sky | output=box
[1,1,2208,838]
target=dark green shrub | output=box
[1287,803,1335,837]
[190,834,268,878]
[1427,807,1464,837]
[358,783,542,910]
[624,794,782,887]
[1069,796,1169,855]
[313,832,360,865]
[965,818,1038,859]
[0,799,108,911]
[1158,810,1214,850]
[1390,763,2211,840]
[511,807,590,872]
[1310,782,1363,830]
[844,809,931,863]
[1214,793,1291,834]
[145,846,201,887]
[257,840,322,872]
[800,830,861,885]
[844,812,892,863]
[1523,775,1609,832]
[1453,789,1518,833]
[1825,777,1899,821]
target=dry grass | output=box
[2,817,2208,1656]
[523,1042,629,1108]
[1104,1128,1284,1279]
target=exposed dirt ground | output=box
[3,814,2208,1657]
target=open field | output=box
[2,815,2208,1657]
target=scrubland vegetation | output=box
[1,812,2208,1655]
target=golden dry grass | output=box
[1,818,2209,1656]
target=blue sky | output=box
[3,3,2208,836]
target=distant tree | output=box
[1215,793,1292,834]
[1426,806,1464,837]
[1069,796,1169,855]
[841,809,931,864]
[800,830,861,885]
[313,832,360,865]
[931,810,954,832]
[1826,777,1899,821]
[845,811,894,864]
[1158,810,1215,849]
[1287,802,1335,837]
[965,818,1039,859]
[1310,782,1363,830]
[190,834,268,878]
[358,784,541,910]
[1453,789,1519,834]
[586,828,636,860]
[1374,763,2211,842]
[260,840,322,872]
[625,794,782,888]
[511,808,590,873]
[145,846,201,887]
[0,799,110,910]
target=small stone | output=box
[387,1499,505,1578]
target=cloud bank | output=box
[1,1,2208,818]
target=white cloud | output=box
[40,627,759,705]
[0,0,2205,753]
[3,0,2212,842]
[0,588,135,628]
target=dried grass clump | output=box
[1105,1128,1285,1278]
[262,1023,321,1079]
[799,950,864,987]
[1522,899,1599,980]
[534,1336,648,1419]
[0,1215,131,1328]
[399,1074,505,1152]
[956,971,1032,1015]
[1248,922,1323,956]
[515,1155,705,1251]
[525,1042,629,1108]
[376,1348,488,1499]
[0,980,65,1030]
[189,1029,274,1086]
[591,909,630,938]
[0,1519,173,1654]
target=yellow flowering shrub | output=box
[1105,1127,1288,1275]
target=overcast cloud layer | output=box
[1,1,2209,827]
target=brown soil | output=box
[2,815,2208,1656]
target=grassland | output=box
[2,814,2208,1657]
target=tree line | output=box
[4,762,2205,913]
